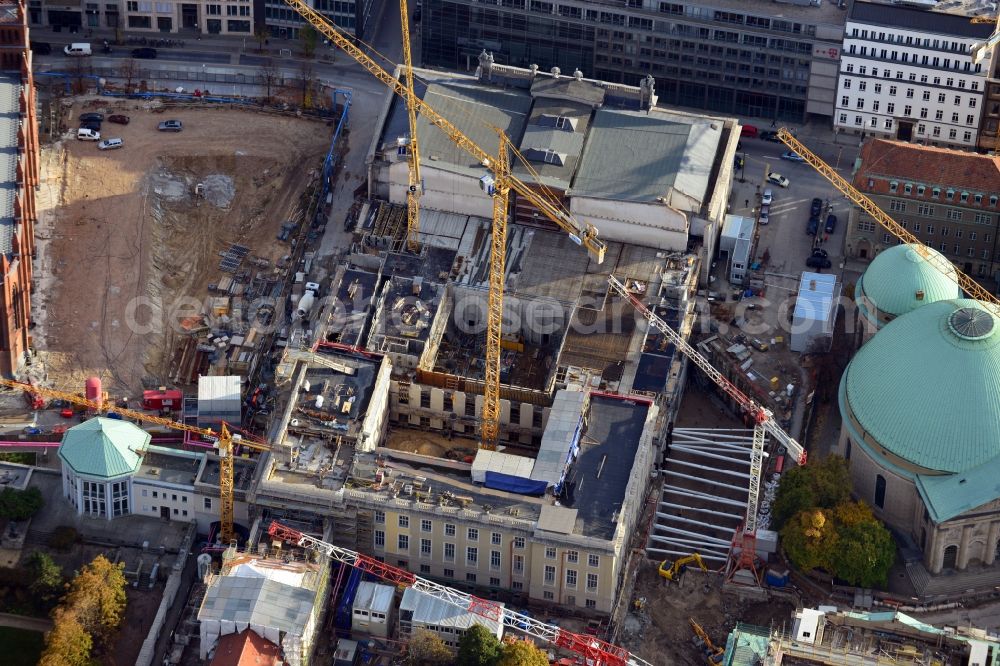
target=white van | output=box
[98,137,123,150]
[63,43,92,57]
[77,128,100,141]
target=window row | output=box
[842,63,981,88]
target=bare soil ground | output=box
[621,564,795,665]
[36,100,330,395]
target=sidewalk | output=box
[29,25,311,61]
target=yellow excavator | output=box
[689,617,724,664]
[658,553,708,581]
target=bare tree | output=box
[297,60,315,108]
[260,58,279,105]
[119,58,140,92]
[253,25,269,53]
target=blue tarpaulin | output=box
[484,472,548,496]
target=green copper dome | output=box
[856,244,960,325]
[58,417,150,478]
[841,299,1000,473]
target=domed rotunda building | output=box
[838,297,1000,573]
[854,243,959,342]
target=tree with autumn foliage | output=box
[39,554,127,665]
[498,639,549,666]
[775,455,895,587]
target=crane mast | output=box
[775,129,1000,315]
[480,133,512,451]
[606,276,804,550]
[0,378,269,543]
[266,521,651,666]
[399,0,422,252]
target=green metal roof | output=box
[916,460,1000,523]
[58,417,150,479]
[841,299,1000,473]
[722,624,769,666]
[855,244,959,325]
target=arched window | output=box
[943,544,959,570]
[874,474,886,509]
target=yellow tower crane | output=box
[776,128,1000,314]
[0,378,270,543]
[399,0,422,252]
[281,0,607,450]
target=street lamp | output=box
[739,151,746,184]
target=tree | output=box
[457,624,503,666]
[40,608,92,666]
[260,58,280,104]
[254,24,269,52]
[0,486,44,520]
[298,60,316,108]
[62,555,126,646]
[771,455,851,529]
[780,508,837,573]
[498,639,549,666]
[828,501,896,588]
[119,57,140,91]
[26,551,63,602]
[299,25,318,58]
[405,629,452,666]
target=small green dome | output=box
[58,417,150,478]
[856,244,960,324]
[841,299,1000,473]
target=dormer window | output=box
[889,180,898,193]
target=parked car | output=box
[131,47,158,59]
[77,127,100,141]
[761,188,773,206]
[158,119,183,132]
[108,114,130,125]
[766,172,789,188]
[98,137,124,151]
[825,214,838,233]
[759,206,770,225]
[811,247,829,259]
[807,216,819,235]
[29,41,51,55]
[79,121,101,132]
[781,150,806,163]
[741,124,759,138]
[79,112,104,122]
[760,130,781,143]
[806,255,832,269]
[810,197,823,217]
[63,43,92,57]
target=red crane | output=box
[266,521,651,666]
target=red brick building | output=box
[0,1,37,376]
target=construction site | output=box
[33,99,334,396]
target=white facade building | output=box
[833,0,993,150]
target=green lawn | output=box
[0,626,45,665]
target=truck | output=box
[296,282,320,319]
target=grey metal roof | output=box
[0,72,20,256]
[530,390,586,486]
[416,78,532,177]
[352,582,394,613]
[572,108,720,205]
[400,588,504,634]
[848,2,995,39]
[199,575,315,635]
[848,0,994,37]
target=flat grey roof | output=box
[849,0,996,36]
[572,108,720,205]
[560,395,648,541]
[0,72,20,256]
[137,447,202,486]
